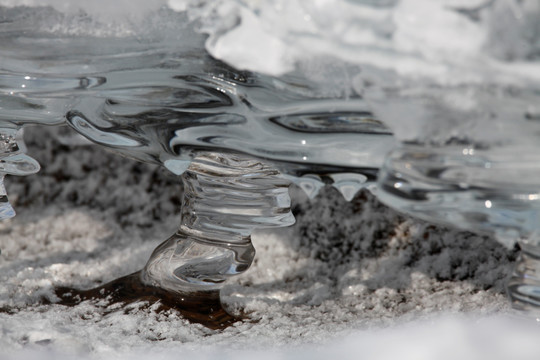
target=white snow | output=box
[169,0,540,83]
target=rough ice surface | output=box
[2,0,537,243]
[2,0,540,241]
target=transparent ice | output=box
[1,0,540,318]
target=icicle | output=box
[163,159,192,176]
[0,175,15,219]
[330,173,368,202]
[0,128,41,220]
[283,174,325,200]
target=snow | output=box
[170,0,540,83]
[1,126,535,359]
[3,0,538,81]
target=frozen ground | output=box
[1,126,540,359]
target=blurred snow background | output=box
[1,126,539,359]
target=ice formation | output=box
[1,0,540,318]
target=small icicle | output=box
[0,175,15,220]
[330,173,368,202]
[0,127,41,220]
[0,153,40,175]
[163,159,192,176]
[0,129,19,155]
[284,174,325,199]
[0,128,40,175]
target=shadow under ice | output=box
[51,271,241,330]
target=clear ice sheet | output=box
[3,0,540,237]
[0,3,395,209]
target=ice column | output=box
[141,152,295,293]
